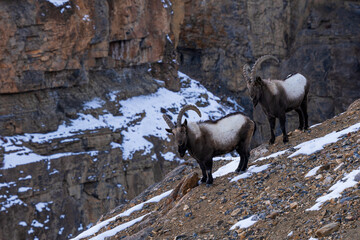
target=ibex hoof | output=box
[235,168,246,174]
[206,178,213,185]
[198,179,206,185]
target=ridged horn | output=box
[250,55,279,82]
[242,64,251,83]
[177,105,202,126]
[163,114,175,129]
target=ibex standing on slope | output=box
[243,55,310,144]
[163,105,255,185]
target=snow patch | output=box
[230,215,258,230]
[307,167,360,211]
[73,190,172,240]
[212,157,241,178]
[305,165,322,178]
[18,187,32,193]
[82,15,91,22]
[161,152,183,163]
[230,164,271,182]
[19,221,27,226]
[47,0,69,7]
[110,142,122,149]
[0,181,16,189]
[255,150,288,162]
[212,157,270,181]
[88,213,150,240]
[1,195,27,212]
[35,202,52,212]
[289,123,360,158]
[31,220,44,228]
[18,175,32,181]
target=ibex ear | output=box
[183,119,188,126]
[165,128,173,134]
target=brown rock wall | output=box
[0,0,173,94]
[177,0,360,145]
[0,126,179,239]
[0,1,180,239]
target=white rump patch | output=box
[203,114,246,148]
[281,74,307,100]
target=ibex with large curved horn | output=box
[243,55,310,144]
[163,105,255,185]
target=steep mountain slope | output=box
[1,1,359,239]
[0,72,243,239]
[74,99,360,240]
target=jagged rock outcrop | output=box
[177,0,360,144]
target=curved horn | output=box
[177,105,202,126]
[250,55,279,82]
[163,114,175,129]
[242,64,251,83]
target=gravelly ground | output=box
[80,99,360,240]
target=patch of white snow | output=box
[230,215,258,230]
[305,165,322,178]
[307,167,360,211]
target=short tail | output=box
[253,122,257,136]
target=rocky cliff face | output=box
[0,0,180,239]
[0,0,179,135]
[0,136,178,239]
[0,0,173,94]
[177,0,360,144]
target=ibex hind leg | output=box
[198,162,207,184]
[235,147,249,173]
[301,97,309,130]
[279,115,288,143]
[268,117,276,144]
[295,108,304,130]
[204,160,213,186]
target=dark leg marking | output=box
[199,162,207,184]
[268,117,276,144]
[279,115,288,143]
[295,108,304,130]
[204,160,213,185]
[301,96,309,130]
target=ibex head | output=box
[163,105,202,157]
[242,55,279,107]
